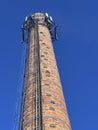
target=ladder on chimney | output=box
[34,20,43,130]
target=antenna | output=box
[31,14,34,17]
[25,16,28,21]
[50,16,53,21]
[45,13,49,17]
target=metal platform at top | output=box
[21,12,58,43]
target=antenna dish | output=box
[25,16,28,21]
[50,16,53,21]
[45,13,49,17]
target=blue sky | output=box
[0,0,98,130]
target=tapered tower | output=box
[19,13,71,130]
